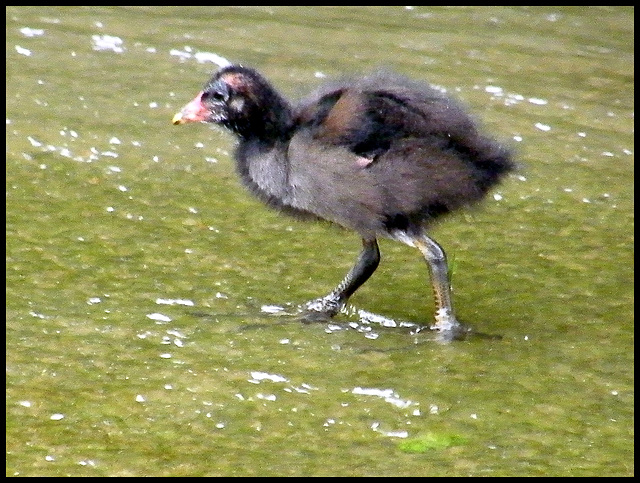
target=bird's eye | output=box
[202,90,227,102]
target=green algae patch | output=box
[398,433,468,453]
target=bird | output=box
[172,64,514,338]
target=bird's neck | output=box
[234,91,294,144]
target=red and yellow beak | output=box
[172,91,208,125]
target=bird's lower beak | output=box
[172,112,186,125]
[172,91,207,125]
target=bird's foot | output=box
[428,309,473,342]
[301,294,345,323]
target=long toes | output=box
[301,295,344,322]
[300,309,334,324]
[431,323,473,342]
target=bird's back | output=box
[288,70,514,236]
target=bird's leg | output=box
[412,232,465,333]
[303,238,380,322]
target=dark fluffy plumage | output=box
[173,64,514,337]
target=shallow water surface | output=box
[6,6,634,477]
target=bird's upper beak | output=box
[172,91,207,125]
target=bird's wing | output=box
[295,84,467,165]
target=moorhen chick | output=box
[173,64,514,337]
